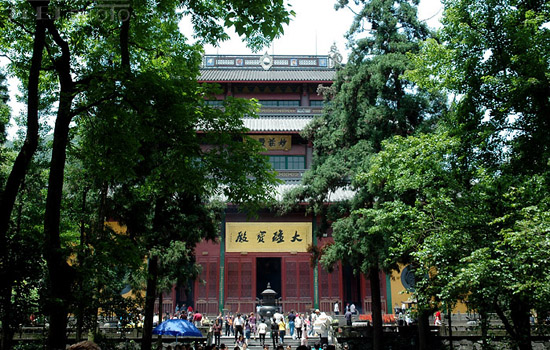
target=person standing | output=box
[317,313,329,347]
[307,313,314,336]
[333,301,340,315]
[278,317,286,345]
[234,313,245,341]
[257,318,268,347]
[350,303,356,315]
[434,310,442,326]
[225,315,231,336]
[213,318,223,347]
[287,310,296,338]
[229,314,235,336]
[193,311,203,327]
[295,313,303,339]
[271,318,279,348]
[244,318,252,345]
[344,309,352,326]
[249,312,257,340]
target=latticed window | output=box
[226,257,254,299]
[299,262,311,298]
[242,263,252,298]
[258,100,300,107]
[287,156,305,169]
[197,258,219,300]
[286,261,297,298]
[205,100,223,106]
[320,264,340,298]
[208,262,218,298]
[198,266,208,297]
[269,156,305,170]
[227,262,239,298]
[269,156,287,170]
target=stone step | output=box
[217,335,304,349]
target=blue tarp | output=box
[152,319,203,338]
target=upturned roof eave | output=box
[198,80,334,84]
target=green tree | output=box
[360,131,550,349]
[0,127,50,350]
[406,1,550,348]
[1,1,293,349]
[0,6,46,348]
[75,59,279,349]
[283,1,443,348]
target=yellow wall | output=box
[389,264,467,314]
[105,221,128,234]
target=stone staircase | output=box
[218,334,304,350]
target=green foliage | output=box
[1,0,294,346]
[403,3,550,341]
[186,0,295,51]
[409,0,550,174]
[288,0,444,275]
[2,135,50,327]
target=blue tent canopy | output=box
[152,319,203,338]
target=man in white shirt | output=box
[233,313,245,341]
[273,311,283,324]
[333,302,340,315]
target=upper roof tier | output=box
[199,53,338,83]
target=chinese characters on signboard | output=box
[226,222,312,252]
[247,135,292,151]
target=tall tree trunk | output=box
[142,256,159,350]
[495,297,532,350]
[157,292,164,348]
[369,266,383,350]
[510,296,532,350]
[75,187,89,342]
[447,305,453,350]
[0,12,45,350]
[142,198,165,350]
[44,98,75,350]
[41,5,78,348]
[417,307,431,350]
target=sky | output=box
[185,0,444,58]
[3,0,443,138]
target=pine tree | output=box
[290,1,445,349]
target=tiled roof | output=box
[199,69,336,82]
[243,115,314,132]
[274,184,356,202]
[212,184,355,203]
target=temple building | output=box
[158,52,414,316]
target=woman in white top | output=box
[294,314,303,339]
[257,319,268,347]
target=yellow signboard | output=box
[226,222,312,253]
[248,135,292,151]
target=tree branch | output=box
[493,299,517,339]
[71,92,118,117]
[120,7,133,71]
[9,17,35,35]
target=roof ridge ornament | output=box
[261,52,273,70]
[328,43,343,67]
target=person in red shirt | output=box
[193,311,203,327]
[434,310,442,325]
